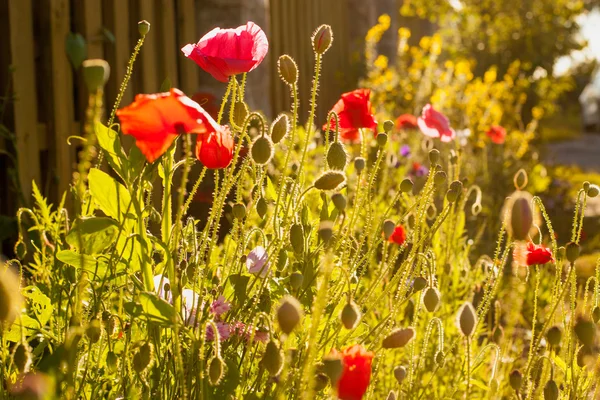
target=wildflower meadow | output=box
[2,11,600,400]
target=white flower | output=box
[246,246,270,278]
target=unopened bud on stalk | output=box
[132,342,154,373]
[327,142,348,170]
[314,171,346,191]
[232,203,246,219]
[382,327,415,349]
[434,171,447,185]
[546,326,562,347]
[82,59,110,92]
[400,178,413,193]
[106,351,118,373]
[583,181,590,191]
[456,302,477,337]
[278,55,298,86]
[232,101,248,127]
[354,157,366,172]
[312,25,333,55]
[503,190,538,241]
[290,224,305,254]
[565,242,580,263]
[435,351,445,365]
[85,319,102,343]
[251,136,274,165]
[428,149,440,165]
[412,277,427,292]
[587,184,600,198]
[509,369,523,391]
[270,114,290,144]
[340,300,361,329]
[382,219,395,239]
[277,296,303,334]
[544,380,559,400]
[318,221,334,243]
[376,133,388,147]
[383,120,394,133]
[423,287,441,312]
[208,356,225,385]
[256,197,268,219]
[574,317,595,346]
[289,271,304,290]
[322,353,344,385]
[263,341,284,376]
[138,20,151,36]
[394,366,407,384]
[331,193,347,211]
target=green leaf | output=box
[265,176,277,200]
[65,217,119,254]
[88,168,133,225]
[138,292,178,326]
[31,180,51,224]
[5,286,53,342]
[56,249,108,278]
[65,32,86,69]
[229,274,250,301]
[95,122,127,180]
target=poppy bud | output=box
[383,120,394,133]
[138,20,151,36]
[208,356,225,385]
[376,133,388,147]
[354,157,366,172]
[106,351,118,373]
[289,271,304,290]
[428,149,440,165]
[256,197,268,219]
[263,341,284,376]
[251,136,274,165]
[278,55,298,86]
[457,302,477,337]
[544,380,559,400]
[574,318,595,346]
[0,267,23,324]
[435,351,445,365]
[82,59,110,92]
[312,25,333,55]
[277,296,303,334]
[423,287,441,312]
[509,369,523,391]
[412,277,427,292]
[506,192,534,241]
[492,325,504,343]
[314,373,329,391]
[546,326,562,347]
[327,142,348,170]
[271,113,290,144]
[434,171,447,185]
[314,171,346,191]
[232,101,248,128]
[386,391,397,400]
[331,193,347,211]
[318,221,334,243]
[449,180,463,192]
[290,224,305,255]
[232,203,246,219]
[587,184,600,198]
[400,178,413,193]
[322,353,344,385]
[86,319,102,344]
[593,306,600,323]
[132,342,154,373]
[583,181,591,191]
[565,242,580,263]
[394,366,407,384]
[340,301,361,329]
[12,342,32,373]
[382,327,416,349]
[382,219,396,239]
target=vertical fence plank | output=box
[103,0,132,110]
[138,0,159,93]
[82,0,104,58]
[176,0,198,94]
[156,0,179,90]
[8,0,41,201]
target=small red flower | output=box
[195,127,234,169]
[417,104,455,142]
[525,242,554,266]
[182,22,268,83]
[336,344,374,400]
[389,225,407,245]
[117,89,219,163]
[323,89,377,142]
[486,125,506,144]
[395,114,418,130]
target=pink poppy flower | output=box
[182,22,268,82]
[246,246,270,277]
[210,295,231,317]
[417,104,456,142]
[206,322,231,342]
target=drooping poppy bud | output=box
[132,342,154,373]
[314,171,346,191]
[509,369,523,391]
[546,326,562,347]
[322,352,344,385]
[382,327,415,349]
[270,113,290,144]
[277,296,303,334]
[263,341,284,376]
[251,136,274,165]
[423,287,441,312]
[208,356,225,385]
[456,302,477,337]
[543,380,559,400]
[340,301,361,330]
[327,142,348,170]
[332,193,347,211]
[393,366,407,384]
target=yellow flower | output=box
[398,27,411,39]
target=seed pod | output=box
[327,142,348,170]
[509,369,523,391]
[232,101,248,128]
[278,55,298,86]
[340,301,361,329]
[290,224,305,254]
[85,319,102,344]
[354,157,366,172]
[574,318,595,346]
[290,271,304,290]
[322,354,344,385]
[383,219,396,239]
[314,373,329,391]
[312,25,333,55]
[0,267,23,324]
[503,191,538,241]
[12,342,32,373]
[232,203,246,219]
[314,171,346,191]
[400,178,413,193]
[106,351,118,373]
[565,242,580,263]
[434,171,447,185]
[277,296,303,334]
[383,120,394,133]
[82,59,110,92]
[593,306,600,324]
[251,136,274,165]
[132,342,154,373]
[271,113,291,144]
[543,380,559,400]
[546,326,562,347]
[393,366,407,384]
[263,341,284,376]
[331,193,347,211]
[376,133,388,147]
[412,277,427,292]
[422,287,441,312]
[382,327,416,349]
[138,20,151,36]
[386,391,397,400]
[588,184,600,198]
[208,356,225,385]
[257,197,268,219]
[318,221,334,243]
[457,302,477,337]
[428,149,440,165]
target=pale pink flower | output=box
[182,288,204,327]
[206,322,231,342]
[417,104,456,142]
[246,246,270,277]
[210,295,231,317]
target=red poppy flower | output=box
[191,92,220,120]
[117,89,219,163]
[195,126,234,169]
[336,344,374,400]
[417,104,455,142]
[389,225,407,245]
[525,242,554,266]
[486,125,506,144]
[181,22,268,83]
[323,89,377,142]
[395,114,418,130]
